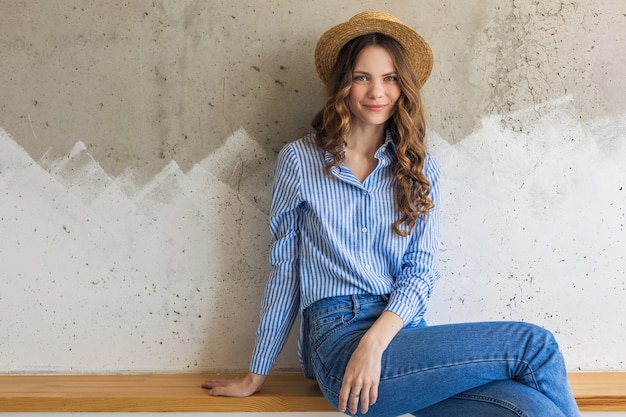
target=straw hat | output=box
[314,11,433,87]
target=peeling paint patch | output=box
[0,126,294,373]
[426,98,626,370]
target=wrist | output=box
[245,372,267,392]
[359,333,388,356]
[359,310,404,354]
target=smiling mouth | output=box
[365,104,387,111]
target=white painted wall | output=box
[425,101,626,371]
[0,127,279,373]
[1,0,625,380]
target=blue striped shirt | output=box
[250,132,441,376]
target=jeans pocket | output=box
[309,308,360,385]
[311,309,356,349]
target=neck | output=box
[345,124,385,156]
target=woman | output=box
[202,11,580,417]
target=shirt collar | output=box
[323,130,396,166]
[375,130,396,166]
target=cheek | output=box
[347,88,362,111]
[388,86,401,103]
[348,86,362,103]
[388,89,401,114]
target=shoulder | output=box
[277,133,324,166]
[282,133,319,154]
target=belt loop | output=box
[351,294,360,313]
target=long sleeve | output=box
[249,144,302,375]
[385,155,441,325]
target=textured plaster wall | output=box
[0,1,624,373]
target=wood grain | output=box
[0,372,623,412]
[569,372,626,411]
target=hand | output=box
[201,372,266,397]
[338,311,404,414]
[338,342,383,415]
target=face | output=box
[348,45,401,131]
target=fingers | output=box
[355,389,368,415]
[201,378,245,396]
[201,378,234,389]
[339,381,378,414]
[367,383,378,407]
[347,388,361,415]
[356,384,377,415]
[201,373,266,398]
[338,382,353,413]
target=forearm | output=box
[359,310,405,354]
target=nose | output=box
[368,80,384,99]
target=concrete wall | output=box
[1,0,624,374]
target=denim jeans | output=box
[303,294,580,417]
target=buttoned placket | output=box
[329,164,373,273]
[359,185,372,271]
[328,139,394,275]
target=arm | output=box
[249,144,302,375]
[385,154,441,325]
[202,144,302,396]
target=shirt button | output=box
[362,190,367,195]
[365,264,371,270]
[361,227,368,233]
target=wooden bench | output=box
[0,373,624,412]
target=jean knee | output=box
[516,322,559,348]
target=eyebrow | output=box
[352,70,398,77]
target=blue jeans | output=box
[303,294,580,417]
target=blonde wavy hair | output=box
[312,33,434,236]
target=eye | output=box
[353,74,368,82]
[384,75,398,82]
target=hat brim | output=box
[314,15,433,87]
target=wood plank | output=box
[0,372,624,412]
[0,374,335,412]
[569,372,626,411]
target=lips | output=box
[364,104,387,111]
